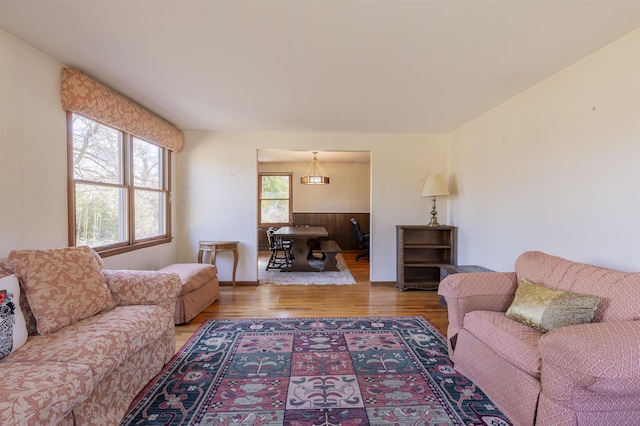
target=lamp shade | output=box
[421,174,450,197]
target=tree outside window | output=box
[259,174,292,225]
[69,113,170,254]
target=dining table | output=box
[273,226,329,272]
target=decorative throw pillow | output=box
[0,274,28,360]
[505,278,601,333]
[9,246,116,335]
[0,258,37,335]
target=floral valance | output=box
[61,68,183,152]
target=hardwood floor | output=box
[174,252,449,352]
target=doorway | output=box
[257,149,371,280]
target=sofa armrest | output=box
[103,270,182,313]
[540,321,640,396]
[438,272,517,332]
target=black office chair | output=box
[350,218,369,261]
[266,228,294,270]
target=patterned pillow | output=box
[505,278,601,333]
[9,246,116,335]
[0,258,37,335]
[0,274,28,360]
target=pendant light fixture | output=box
[300,152,330,184]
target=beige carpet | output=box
[258,253,356,285]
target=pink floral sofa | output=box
[0,246,182,425]
[438,251,640,425]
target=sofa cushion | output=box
[515,251,640,322]
[0,362,94,425]
[158,263,218,295]
[9,246,116,335]
[0,275,28,360]
[0,260,15,278]
[540,321,640,397]
[4,304,170,386]
[506,278,601,333]
[463,310,543,378]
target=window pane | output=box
[69,112,171,252]
[75,183,126,246]
[133,137,161,189]
[135,189,165,239]
[261,200,289,223]
[72,114,122,184]
[261,175,289,199]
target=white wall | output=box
[176,132,448,282]
[0,30,68,255]
[0,28,446,276]
[258,160,370,213]
[10,23,636,278]
[449,28,640,272]
[0,29,178,269]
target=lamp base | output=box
[428,197,442,226]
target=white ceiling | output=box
[1,0,639,136]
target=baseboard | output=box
[371,281,396,287]
[220,281,259,286]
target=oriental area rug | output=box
[121,317,512,426]
[257,253,356,285]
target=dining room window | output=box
[259,173,292,226]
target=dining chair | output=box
[266,228,294,270]
[350,218,369,261]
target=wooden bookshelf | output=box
[396,225,457,291]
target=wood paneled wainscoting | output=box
[258,212,370,251]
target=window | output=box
[68,113,171,255]
[259,173,292,225]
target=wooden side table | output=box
[438,264,493,308]
[198,241,239,287]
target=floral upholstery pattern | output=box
[0,362,94,425]
[4,305,171,384]
[62,330,175,425]
[61,68,183,152]
[9,246,116,335]
[439,251,640,425]
[0,249,182,426]
[0,258,14,277]
[103,269,182,313]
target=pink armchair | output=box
[438,251,640,425]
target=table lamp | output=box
[421,174,450,226]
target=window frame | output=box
[67,112,172,257]
[258,173,293,227]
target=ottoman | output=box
[159,263,220,324]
